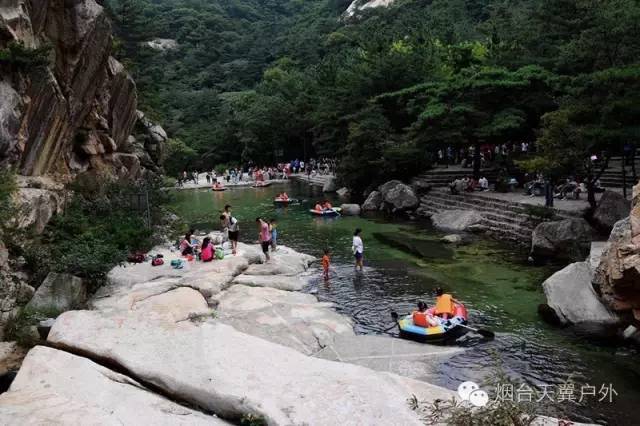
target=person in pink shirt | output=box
[256,217,272,262]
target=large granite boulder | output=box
[593,182,640,317]
[530,218,592,262]
[231,274,305,291]
[215,285,354,354]
[378,180,403,197]
[541,262,621,333]
[430,209,483,233]
[0,346,227,425]
[11,187,63,234]
[340,203,361,216]
[593,190,631,232]
[27,272,87,313]
[47,311,448,425]
[383,183,419,211]
[362,190,382,211]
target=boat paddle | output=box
[390,311,495,340]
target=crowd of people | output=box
[435,142,532,168]
[175,158,337,187]
[449,176,490,194]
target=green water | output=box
[170,181,639,425]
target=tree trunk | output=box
[545,178,554,208]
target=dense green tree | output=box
[524,65,640,207]
[106,0,640,195]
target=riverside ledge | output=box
[0,239,459,425]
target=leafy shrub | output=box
[4,306,63,348]
[240,414,266,426]
[0,41,51,71]
[0,168,17,230]
[410,361,540,426]
[22,177,167,289]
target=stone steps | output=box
[418,202,534,243]
[419,197,536,228]
[417,188,586,245]
[291,174,332,187]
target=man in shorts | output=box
[221,204,239,255]
[256,217,271,262]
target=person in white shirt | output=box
[478,176,489,191]
[352,228,364,272]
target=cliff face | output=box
[0,0,162,180]
[593,182,640,325]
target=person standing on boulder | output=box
[221,204,239,255]
[352,228,364,272]
[256,217,272,262]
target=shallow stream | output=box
[170,181,639,425]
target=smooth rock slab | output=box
[431,209,483,233]
[232,274,305,291]
[242,246,315,276]
[542,261,621,328]
[215,285,354,354]
[0,346,227,425]
[315,334,462,383]
[27,272,86,313]
[48,313,447,425]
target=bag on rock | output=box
[215,247,225,260]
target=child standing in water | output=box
[269,219,278,251]
[322,248,331,280]
[352,228,364,272]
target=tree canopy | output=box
[106,0,640,194]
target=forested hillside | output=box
[108,0,640,195]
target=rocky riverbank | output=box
[540,182,640,341]
[0,238,460,424]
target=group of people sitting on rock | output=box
[449,176,490,195]
[523,175,605,200]
[313,200,333,212]
[412,288,460,327]
[178,230,216,262]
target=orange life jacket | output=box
[413,311,430,327]
[435,294,455,316]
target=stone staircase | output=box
[599,156,640,190]
[418,188,582,245]
[413,167,499,187]
[291,174,333,187]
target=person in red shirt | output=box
[322,248,331,280]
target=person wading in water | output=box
[352,228,364,272]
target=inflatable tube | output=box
[309,207,341,217]
[397,303,468,343]
[274,198,298,206]
[253,182,271,188]
[212,186,227,191]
